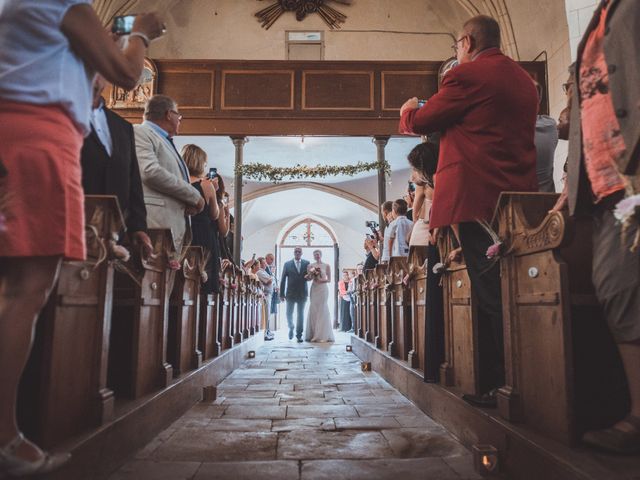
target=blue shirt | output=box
[0,0,93,135]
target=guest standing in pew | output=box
[135,95,204,259]
[264,253,279,338]
[553,0,640,454]
[182,144,222,296]
[0,2,165,476]
[388,199,412,258]
[256,257,275,340]
[363,237,379,270]
[378,201,394,263]
[215,180,232,262]
[81,74,152,256]
[533,81,559,193]
[338,270,352,332]
[399,15,538,407]
[405,183,416,221]
[407,142,439,247]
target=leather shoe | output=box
[462,389,498,408]
[583,415,640,455]
[297,338,303,343]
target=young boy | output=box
[388,199,412,258]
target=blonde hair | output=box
[181,144,207,177]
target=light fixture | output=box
[248,350,256,359]
[346,345,353,352]
[361,361,371,372]
[472,444,499,477]
[202,385,217,402]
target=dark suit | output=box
[81,106,147,234]
[280,259,310,340]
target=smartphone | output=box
[207,167,218,179]
[112,15,137,35]
[417,99,427,108]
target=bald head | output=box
[463,15,501,51]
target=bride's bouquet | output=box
[307,265,322,280]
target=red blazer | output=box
[399,49,538,229]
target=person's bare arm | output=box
[218,203,230,236]
[61,6,164,90]
[201,180,220,221]
[413,185,426,223]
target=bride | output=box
[304,250,335,343]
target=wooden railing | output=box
[18,195,265,450]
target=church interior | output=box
[1,0,639,479]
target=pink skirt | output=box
[0,101,85,260]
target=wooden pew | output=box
[439,231,481,395]
[407,246,428,370]
[231,267,243,344]
[374,264,391,352]
[240,274,250,340]
[354,275,364,338]
[388,257,412,361]
[168,246,203,377]
[494,193,628,444]
[198,251,221,360]
[220,265,234,350]
[18,196,123,448]
[110,228,174,398]
[364,269,377,343]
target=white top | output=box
[91,103,113,156]
[0,0,93,135]
[256,268,274,296]
[381,224,393,263]
[389,216,412,257]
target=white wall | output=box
[565,0,598,60]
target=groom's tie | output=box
[295,260,300,273]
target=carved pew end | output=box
[202,386,217,402]
[472,444,500,477]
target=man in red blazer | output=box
[399,15,538,406]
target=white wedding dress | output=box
[304,262,335,343]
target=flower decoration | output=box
[432,262,445,275]
[614,193,640,252]
[230,283,238,291]
[485,241,504,260]
[236,160,391,184]
[168,259,181,271]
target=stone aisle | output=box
[108,332,481,480]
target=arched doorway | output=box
[276,217,339,330]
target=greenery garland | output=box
[236,160,391,183]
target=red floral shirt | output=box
[579,0,626,202]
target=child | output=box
[388,199,413,258]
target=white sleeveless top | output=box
[0,0,93,134]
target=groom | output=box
[280,247,310,342]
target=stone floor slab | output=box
[333,417,401,431]
[381,428,468,458]
[152,430,278,462]
[277,430,393,460]
[206,418,272,432]
[108,460,201,480]
[194,461,299,480]
[272,418,336,432]
[286,405,358,419]
[300,457,461,480]
[223,405,286,419]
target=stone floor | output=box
[108,331,481,480]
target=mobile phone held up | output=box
[417,99,427,108]
[112,15,137,35]
[207,167,218,179]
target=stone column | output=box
[373,136,390,231]
[231,136,247,266]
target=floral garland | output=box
[236,160,391,183]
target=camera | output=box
[112,15,136,35]
[365,220,379,230]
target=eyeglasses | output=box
[562,82,573,94]
[451,35,468,52]
[169,109,183,120]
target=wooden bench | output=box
[364,269,377,343]
[199,254,221,359]
[18,195,123,447]
[354,274,364,339]
[494,192,628,444]
[439,230,481,395]
[388,257,412,361]
[374,264,390,352]
[220,265,234,350]
[407,246,428,370]
[168,246,203,377]
[110,228,174,398]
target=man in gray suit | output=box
[134,95,204,253]
[280,247,310,342]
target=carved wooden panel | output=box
[160,71,214,109]
[381,71,438,111]
[302,71,374,110]
[222,70,294,110]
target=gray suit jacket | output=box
[568,0,640,215]
[134,122,202,251]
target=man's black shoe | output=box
[297,338,303,343]
[462,389,498,408]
